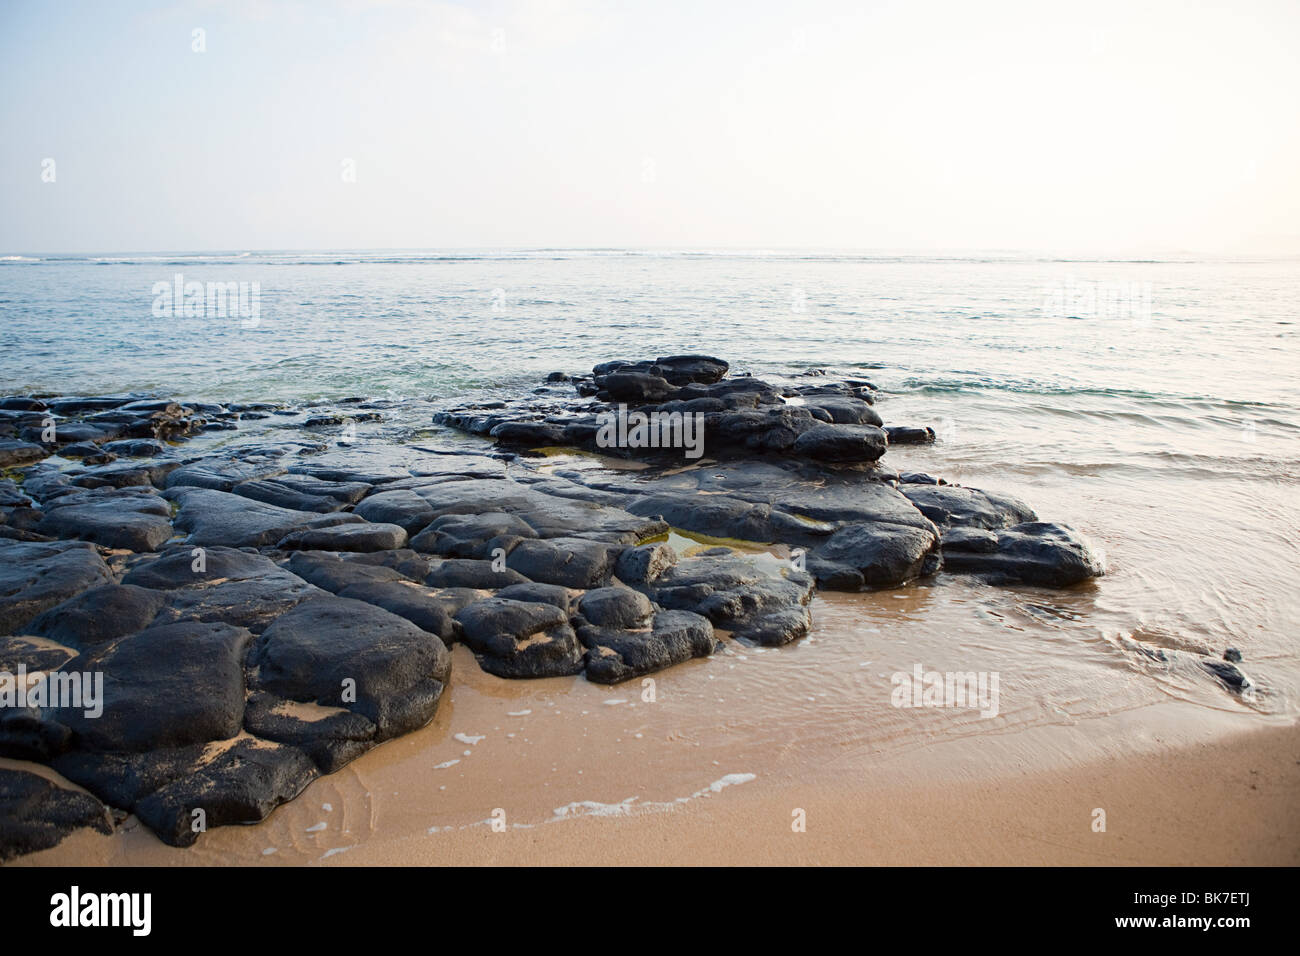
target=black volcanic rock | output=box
[335,579,459,645]
[638,549,815,646]
[791,423,888,462]
[614,541,678,584]
[652,355,729,385]
[0,539,114,633]
[277,521,408,552]
[54,621,252,753]
[28,584,167,650]
[284,550,410,592]
[0,360,1113,856]
[122,544,281,590]
[424,558,530,589]
[37,488,174,551]
[800,396,883,426]
[130,738,318,848]
[581,609,718,684]
[243,691,378,773]
[883,425,936,444]
[576,586,654,629]
[233,474,371,513]
[596,370,680,404]
[0,440,48,468]
[940,521,1105,587]
[0,769,114,861]
[806,521,941,590]
[901,484,1037,530]
[455,597,584,678]
[411,511,538,558]
[251,595,451,739]
[507,536,622,589]
[166,486,364,547]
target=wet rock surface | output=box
[0,357,1109,854]
[637,548,815,646]
[251,596,451,739]
[56,620,252,753]
[455,597,585,678]
[36,488,174,551]
[0,540,115,633]
[576,586,718,684]
[168,486,364,548]
[939,521,1105,587]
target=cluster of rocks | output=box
[436,354,933,463]
[0,356,1106,856]
[1,395,243,471]
[434,356,1104,590]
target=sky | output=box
[2,0,1298,255]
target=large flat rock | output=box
[166,486,364,548]
[0,539,114,634]
[251,596,451,740]
[54,620,252,753]
[37,488,174,552]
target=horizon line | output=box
[6,245,1300,261]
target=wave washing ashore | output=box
[0,352,1280,862]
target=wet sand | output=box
[11,625,1297,866]
[344,713,1300,867]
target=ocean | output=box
[2,248,1298,750]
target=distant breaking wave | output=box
[3,249,1286,267]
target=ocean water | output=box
[2,249,1298,744]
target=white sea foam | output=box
[550,772,757,823]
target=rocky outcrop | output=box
[251,596,451,739]
[637,549,815,646]
[55,621,252,753]
[167,486,365,548]
[0,358,1111,856]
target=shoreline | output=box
[378,721,1299,869]
[12,699,1296,866]
[433,719,1297,868]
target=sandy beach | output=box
[12,629,1296,867]
[375,718,1300,868]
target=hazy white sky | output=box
[2,0,1298,255]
